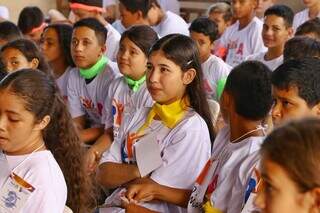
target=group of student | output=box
[0,0,320,212]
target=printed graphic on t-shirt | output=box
[112,99,124,138]
[80,96,103,122]
[121,132,144,164]
[227,39,244,65]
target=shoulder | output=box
[105,23,121,40]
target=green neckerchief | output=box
[216,78,227,100]
[79,56,108,79]
[124,75,146,92]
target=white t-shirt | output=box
[0,150,67,213]
[220,17,267,67]
[100,107,212,213]
[67,64,119,127]
[154,11,189,38]
[246,52,283,71]
[187,126,264,213]
[105,23,121,61]
[293,9,320,31]
[158,0,180,15]
[0,6,9,20]
[103,77,153,139]
[112,19,126,35]
[56,66,73,101]
[202,55,231,100]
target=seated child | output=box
[271,57,320,126]
[295,17,320,40]
[0,21,22,47]
[188,61,273,213]
[255,118,320,213]
[40,24,75,100]
[97,34,214,213]
[283,36,320,61]
[85,25,158,173]
[293,0,320,30]
[68,18,119,143]
[69,0,121,61]
[246,5,294,71]
[1,38,51,75]
[17,6,46,44]
[189,17,231,100]
[220,0,267,67]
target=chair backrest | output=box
[207,99,220,125]
[63,206,73,213]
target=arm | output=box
[79,127,104,143]
[96,162,140,189]
[125,178,191,208]
[86,127,113,173]
[72,116,104,143]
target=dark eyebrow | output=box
[5,110,21,116]
[158,64,171,68]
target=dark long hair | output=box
[120,25,159,56]
[43,23,75,67]
[1,38,52,75]
[262,118,320,192]
[0,70,95,212]
[149,34,215,142]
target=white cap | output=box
[0,6,9,20]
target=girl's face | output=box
[117,37,147,80]
[0,90,46,155]
[255,158,318,213]
[40,28,62,63]
[1,48,37,73]
[146,50,195,105]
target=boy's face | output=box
[190,31,213,63]
[119,3,140,28]
[256,0,275,17]
[262,15,293,48]
[71,26,105,69]
[209,12,231,36]
[232,0,257,20]
[272,85,320,126]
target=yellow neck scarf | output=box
[138,97,190,133]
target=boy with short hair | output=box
[293,0,320,31]
[0,21,22,47]
[189,17,231,100]
[272,57,320,126]
[219,0,267,67]
[17,6,46,44]
[69,0,121,61]
[188,61,273,213]
[295,17,320,40]
[246,5,294,70]
[118,0,150,28]
[283,36,320,61]
[207,2,233,37]
[68,18,119,143]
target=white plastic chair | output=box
[63,206,73,213]
[207,99,220,125]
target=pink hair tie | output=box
[30,22,47,34]
[69,3,105,13]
